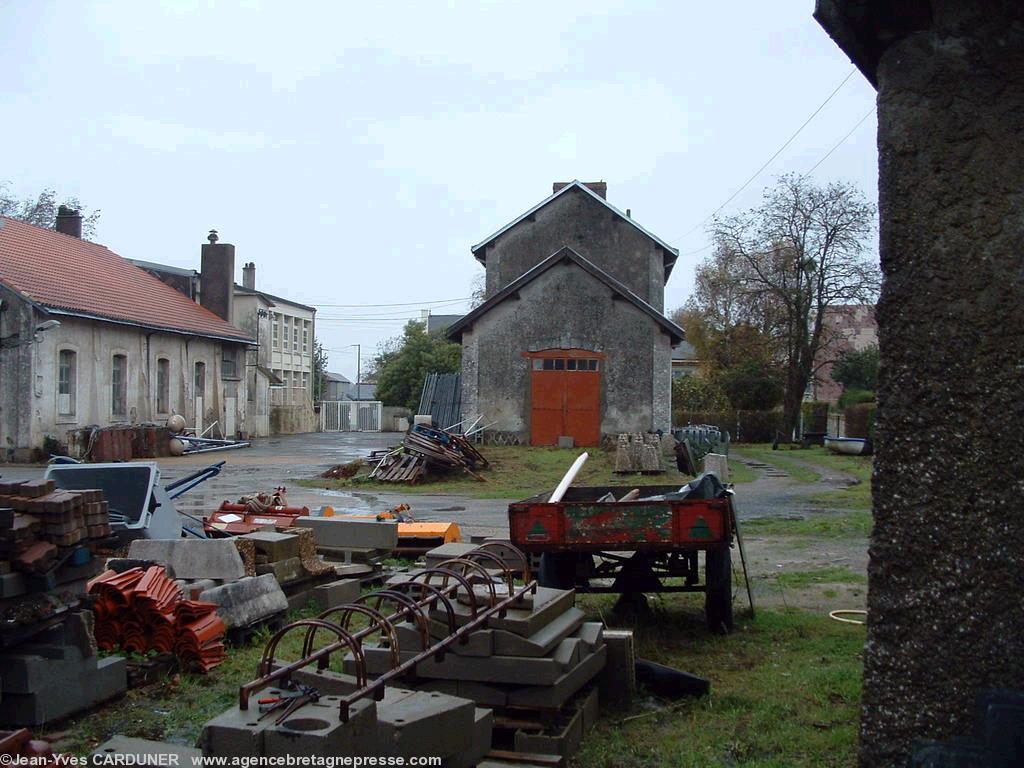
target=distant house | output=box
[809,304,878,403]
[0,210,254,459]
[424,313,463,335]
[132,242,317,435]
[322,371,351,401]
[671,341,700,377]
[448,181,684,445]
[347,382,377,401]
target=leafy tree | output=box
[831,344,879,393]
[374,321,461,410]
[717,360,784,410]
[671,374,729,414]
[0,183,101,239]
[709,174,878,438]
[312,339,329,401]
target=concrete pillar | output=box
[817,3,1024,765]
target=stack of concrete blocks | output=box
[0,611,126,726]
[352,585,608,760]
[301,516,398,566]
[613,433,664,473]
[200,677,493,766]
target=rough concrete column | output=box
[861,5,1024,765]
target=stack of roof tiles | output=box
[0,480,111,573]
[89,566,226,673]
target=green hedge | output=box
[844,403,877,439]
[801,401,830,433]
[673,409,784,443]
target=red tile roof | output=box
[0,217,252,343]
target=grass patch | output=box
[774,567,866,589]
[731,445,822,483]
[742,510,872,539]
[298,446,693,500]
[728,458,758,485]
[575,595,864,768]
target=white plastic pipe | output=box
[549,451,589,503]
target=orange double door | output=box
[528,350,602,446]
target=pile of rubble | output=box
[370,423,488,484]
[89,566,226,673]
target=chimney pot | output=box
[55,205,83,238]
[242,262,256,290]
[208,229,219,244]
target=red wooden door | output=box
[528,351,602,446]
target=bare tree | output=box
[469,272,486,309]
[0,183,101,239]
[710,174,878,438]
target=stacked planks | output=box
[89,566,225,673]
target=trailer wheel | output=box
[539,552,577,590]
[705,547,733,634]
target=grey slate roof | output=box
[446,246,685,344]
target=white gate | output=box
[320,401,382,432]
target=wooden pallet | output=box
[370,453,426,483]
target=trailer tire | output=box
[539,552,577,590]
[705,547,734,634]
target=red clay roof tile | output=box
[0,217,252,343]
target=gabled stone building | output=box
[447,181,684,445]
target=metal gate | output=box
[320,401,383,432]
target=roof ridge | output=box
[0,215,110,249]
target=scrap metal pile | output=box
[89,566,227,673]
[370,423,489,484]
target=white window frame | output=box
[156,357,171,415]
[57,348,77,419]
[111,353,128,419]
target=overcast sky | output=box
[1,1,877,382]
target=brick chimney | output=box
[55,205,82,238]
[242,262,256,290]
[200,230,235,322]
[553,181,607,199]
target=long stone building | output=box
[0,209,254,459]
[448,181,684,445]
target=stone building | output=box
[808,304,877,403]
[447,181,684,445]
[0,211,254,459]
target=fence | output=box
[319,400,383,432]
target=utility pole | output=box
[356,344,361,398]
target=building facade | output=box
[0,213,254,459]
[448,181,684,446]
[809,304,878,403]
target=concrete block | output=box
[573,621,604,653]
[493,607,586,658]
[185,578,216,600]
[485,587,576,637]
[200,706,271,756]
[92,736,202,761]
[240,531,301,562]
[553,637,583,669]
[515,701,583,757]
[289,668,360,696]
[199,574,288,629]
[580,685,600,730]
[599,629,636,708]
[301,517,398,551]
[376,689,476,760]
[424,541,479,569]
[256,556,304,584]
[702,453,729,482]
[396,620,494,657]
[509,645,607,709]
[0,654,125,726]
[352,643,576,685]
[411,679,508,708]
[263,697,378,757]
[448,707,494,768]
[310,578,361,610]
[129,539,246,581]
[0,571,26,598]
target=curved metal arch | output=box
[435,557,498,605]
[409,567,479,618]
[460,550,515,594]
[305,604,400,671]
[259,618,366,688]
[356,589,431,648]
[388,579,458,636]
[474,541,533,583]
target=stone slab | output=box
[508,645,607,709]
[240,531,301,562]
[256,556,304,584]
[515,701,584,757]
[425,586,574,638]
[579,685,600,730]
[376,688,476,759]
[129,539,246,581]
[0,654,125,726]
[263,697,378,757]
[199,574,288,629]
[702,453,729,482]
[573,622,604,653]
[310,578,361,610]
[302,517,398,550]
[396,620,494,657]
[449,707,494,768]
[598,629,636,708]
[493,607,586,658]
[424,542,480,569]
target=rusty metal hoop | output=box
[305,604,400,671]
[435,557,498,605]
[410,567,479,618]
[258,618,367,688]
[460,550,516,594]
[473,541,533,583]
[388,579,458,636]
[356,589,431,648]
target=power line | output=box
[670,68,857,244]
[802,107,876,177]
[312,296,471,308]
